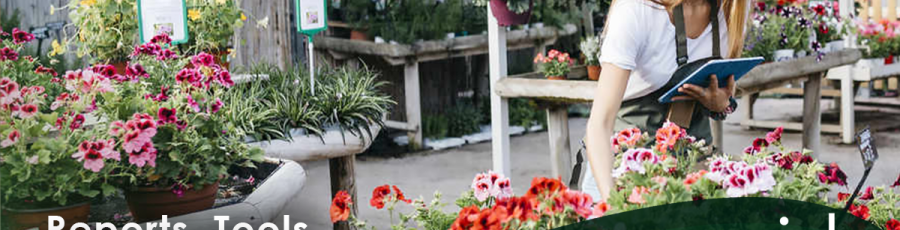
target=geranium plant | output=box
[65,0,139,62]
[853,19,900,59]
[93,34,263,191]
[534,49,574,79]
[0,28,117,208]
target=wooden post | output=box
[582,2,595,36]
[803,74,823,157]
[711,119,724,154]
[740,93,758,130]
[889,0,898,20]
[404,61,424,150]
[330,155,357,230]
[839,67,856,144]
[489,6,512,176]
[547,108,573,183]
[859,0,870,21]
[873,0,883,20]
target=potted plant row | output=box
[580,36,601,81]
[744,0,849,62]
[63,0,249,70]
[329,124,900,230]
[853,19,900,66]
[1,30,265,229]
[534,49,574,80]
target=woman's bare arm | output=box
[585,63,630,200]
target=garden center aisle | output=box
[279,98,900,229]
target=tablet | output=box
[658,57,765,103]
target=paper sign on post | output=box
[298,0,328,34]
[138,0,190,44]
[856,126,878,169]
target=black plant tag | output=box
[855,126,878,169]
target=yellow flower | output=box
[50,5,56,15]
[49,40,65,56]
[188,9,201,21]
[228,48,236,58]
[80,0,96,7]
[240,12,247,21]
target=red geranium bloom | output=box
[370,185,391,209]
[525,177,567,199]
[330,190,352,223]
[451,205,482,230]
[849,204,870,220]
[817,163,848,186]
[157,107,178,125]
[495,196,538,222]
[892,174,900,188]
[765,127,783,144]
[886,219,900,230]
[837,192,850,202]
[34,66,58,77]
[11,28,34,44]
[392,185,412,204]
[655,122,684,154]
[812,5,826,16]
[471,207,505,230]
[858,186,875,200]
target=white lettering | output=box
[71,223,91,230]
[96,222,117,230]
[258,223,279,230]
[122,223,143,230]
[234,222,253,230]
[173,222,186,230]
[829,213,835,230]
[160,215,170,230]
[48,216,65,230]
[146,222,158,230]
[293,222,307,230]
[215,216,230,230]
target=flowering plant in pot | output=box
[64,0,139,67]
[1,28,64,95]
[93,37,264,222]
[183,0,246,68]
[0,30,119,229]
[472,0,534,26]
[534,49,574,80]
[331,172,606,230]
[747,1,813,62]
[853,19,900,65]
[808,2,849,52]
[579,36,601,81]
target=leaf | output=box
[78,189,100,198]
[101,183,117,196]
[37,149,52,164]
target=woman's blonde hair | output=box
[602,0,748,58]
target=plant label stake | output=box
[298,0,328,95]
[137,0,190,45]
[844,126,879,211]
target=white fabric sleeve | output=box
[598,0,646,71]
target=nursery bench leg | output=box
[711,119,723,154]
[840,70,856,144]
[803,73,823,157]
[404,61,423,150]
[330,155,357,230]
[547,107,573,184]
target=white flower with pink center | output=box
[613,148,658,178]
[1,130,20,147]
[72,140,119,172]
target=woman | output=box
[582,0,749,200]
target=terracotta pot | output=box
[2,202,90,230]
[587,65,601,81]
[489,0,534,26]
[547,75,566,80]
[125,182,218,222]
[350,30,369,41]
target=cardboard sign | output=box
[855,126,878,169]
[297,0,327,35]
[137,0,189,44]
[30,27,49,39]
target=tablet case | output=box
[658,57,765,103]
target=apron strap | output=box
[673,0,721,66]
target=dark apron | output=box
[614,0,722,142]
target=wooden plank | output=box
[489,6,512,176]
[760,87,842,97]
[740,120,843,134]
[330,155,357,230]
[233,0,292,69]
[547,108,573,183]
[803,74,822,157]
[494,78,597,102]
[384,120,416,132]
[736,49,861,96]
[740,93,758,130]
[404,62,423,150]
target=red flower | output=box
[392,185,412,204]
[812,5,826,16]
[91,64,118,79]
[370,185,391,209]
[451,205,482,230]
[744,138,769,155]
[555,190,594,218]
[151,33,172,45]
[837,192,850,202]
[330,191,352,223]
[525,177,567,199]
[11,28,34,44]
[157,107,178,125]
[191,52,215,67]
[655,122,685,154]
[756,1,766,11]
[849,204,870,220]
[125,64,149,79]
[893,174,900,188]
[858,186,875,200]
[34,66,58,77]
[818,163,848,186]
[765,127,783,144]
[471,207,505,230]
[819,24,830,35]
[69,114,85,131]
[886,219,900,230]
[495,196,538,222]
[0,47,18,61]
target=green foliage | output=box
[509,98,546,128]
[471,0,532,14]
[67,0,139,62]
[446,103,483,137]
[183,0,245,53]
[423,114,449,139]
[0,8,22,32]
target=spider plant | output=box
[315,65,393,143]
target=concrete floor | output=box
[276,98,900,229]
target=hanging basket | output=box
[490,0,534,26]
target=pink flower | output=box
[125,64,149,80]
[766,127,783,144]
[122,114,157,154]
[128,142,158,167]
[215,70,234,88]
[492,177,513,199]
[109,121,126,136]
[91,64,118,79]
[132,43,161,57]
[652,176,668,187]
[210,98,223,113]
[1,130,20,147]
[191,52,215,67]
[186,95,201,112]
[627,186,649,204]
[0,47,19,61]
[612,148,659,177]
[611,128,642,152]
[557,190,594,218]
[18,104,38,118]
[151,33,172,44]
[0,78,22,105]
[157,107,177,125]
[157,49,178,61]
[12,28,35,44]
[71,140,113,172]
[175,68,202,84]
[69,114,85,131]
[589,202,610,219]
[472,178,492,202]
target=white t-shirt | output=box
[599,0,730,101]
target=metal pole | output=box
[308,36,315,95]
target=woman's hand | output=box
[673,74,734,112]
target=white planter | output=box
[861,58,885,67]
[795,50,808,58]
[533,23,545,28]
[143,158,306,228]
[826,40,844,52]
[446,33,456,39]
[374,36,386,43]
[773,49,795,62]
[249,125,381,162]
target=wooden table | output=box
[492,49,862,184]
[315,24,578,150]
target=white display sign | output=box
[298,0,327,32]
[138,0,189,44]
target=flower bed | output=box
[330,123,900,230]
